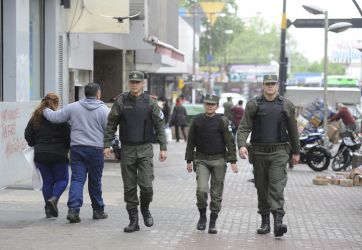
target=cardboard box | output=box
[352,175,362,186]
[313,178,329,185]
[327,121,340,144]
[331,179,340,185]
[340,179,353,187]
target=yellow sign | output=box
[199,2,225,26]
[178,79,185,89]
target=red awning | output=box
[153,40,185,62]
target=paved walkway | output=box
[0,141,362,250]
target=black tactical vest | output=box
[251,95,289,143]
[194,114,226,155]
[119,93,154,144]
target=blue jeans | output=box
[35,162,69,205]
[68,146,105,212]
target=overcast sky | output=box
[235,0,362,61]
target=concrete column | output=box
[3,0,30,101]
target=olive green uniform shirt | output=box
[104,93,167,150]
[237,95,300,154]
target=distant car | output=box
[170,103,204,125]
[216,93,247,114]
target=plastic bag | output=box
[165,127,173,142]
[23,147,42,191]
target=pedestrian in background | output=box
[237,74,300,238]
[43,83,109,223]
[161,97,170,126]
[223,96,233,122]
[231,100,244,136]
[185,94,238,234]
[171,97,188,142]
[329,103,356,137]
[104,71,167,233]
[25,93,70,219]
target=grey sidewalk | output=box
[0,141,362,250]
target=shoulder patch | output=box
[159,110,164,119]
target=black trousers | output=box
[175,125,187,142]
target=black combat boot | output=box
[140,203,154,227]
[93,210,108,220]
[273,211,287,237]
[47,196,59,217]
[208,213,218,234]
[197,208,207,230]
[124,208,140,233]
[45,204,52,218]
[67,208,81,223]
[256,214,271,234]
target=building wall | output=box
[3,0,30,102]
[0,0,69,187]
[148,0,178,47]
[0,101,38,188]
[94,50,123,102]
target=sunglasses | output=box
[264,82,277,86]
[205,102,217,106]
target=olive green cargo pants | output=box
[194,158,227,214]
[253,148,289,215]
[120,143,154,210]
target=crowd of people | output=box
[25,72,303,238]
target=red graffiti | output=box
[1,123,16,139]
[5,137,27,159]
[1,108,20,140]
[0,108,20,126]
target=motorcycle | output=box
[291,131,331,171]
[331,132,362,171]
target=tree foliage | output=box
[180,0,346,75]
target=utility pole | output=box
[278,0,287,96]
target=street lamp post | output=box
[357,40,362,101]
[303,4,352,146]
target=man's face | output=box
[204,102,218,115]
[263,81,279,95]
[129,80,144,96]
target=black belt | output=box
[252,143,288,153]
[122,142,149,146]
[195,152,225,160]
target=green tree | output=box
[225,16,280,65]
[180,1,347,75]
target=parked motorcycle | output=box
[331,132,362,171]
[292,131,331,171]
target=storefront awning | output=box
[145,37,184,62]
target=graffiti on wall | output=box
[0,108,27,159]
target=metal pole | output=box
[278,0,287,96]
[323,11,329,146]
[192,2,196,90]
[122,49,127,93]
[208,14,212,93]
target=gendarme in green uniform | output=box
[237,74,300,238]
[104,71,167,233]
[185,94,237,234]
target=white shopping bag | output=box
[165,127,173,142]
[23,147,42,191]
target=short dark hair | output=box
[85,83,100,97]
[238,100,243,105]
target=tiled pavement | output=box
[0,141,362,250]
